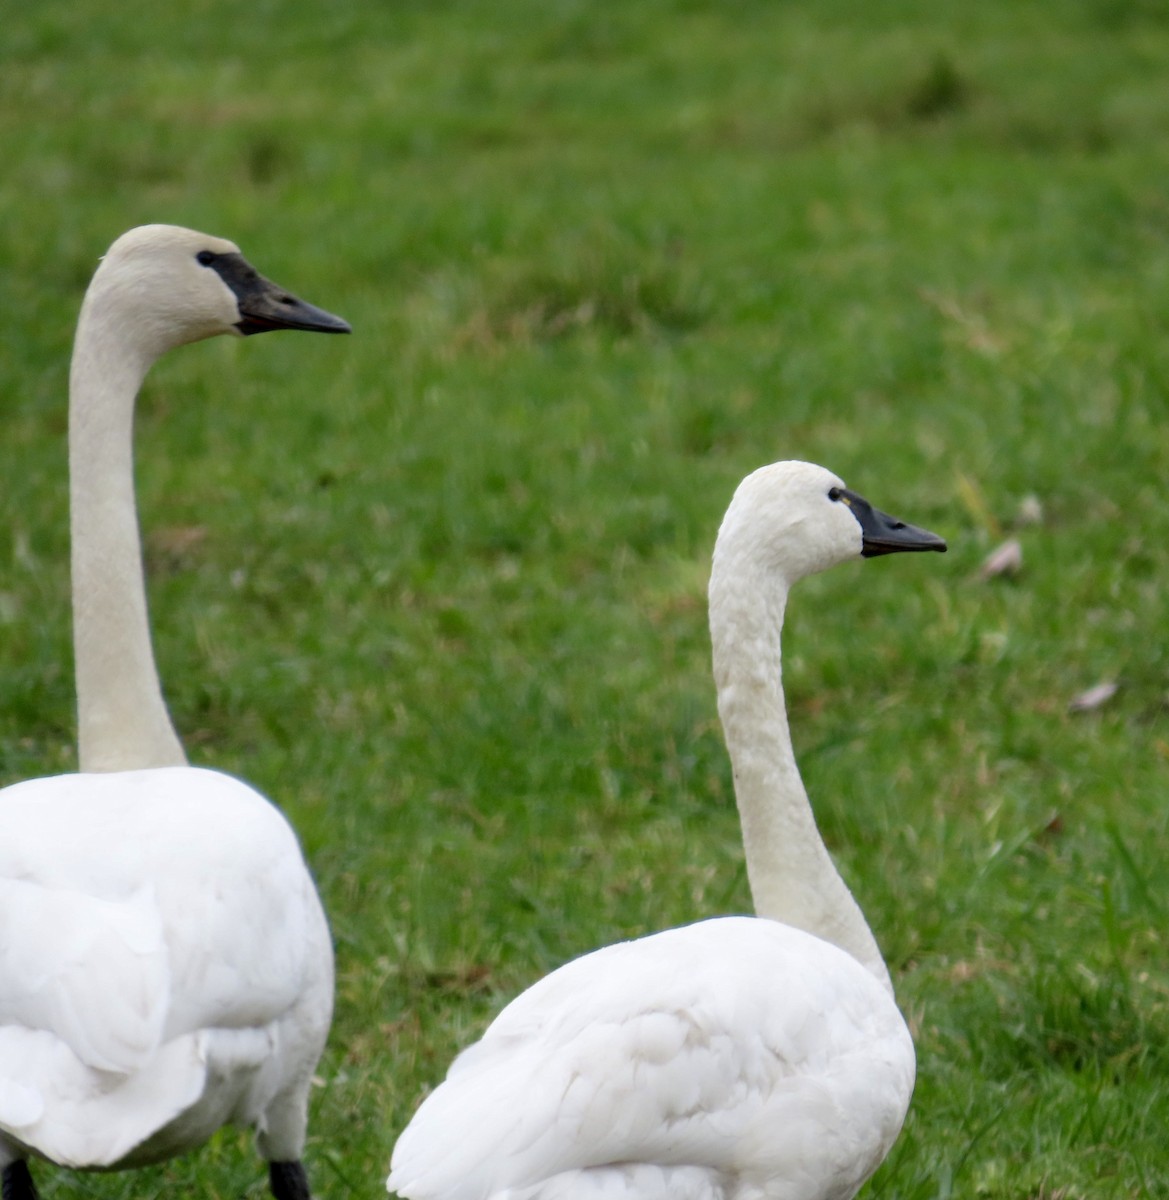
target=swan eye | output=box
[828,487,842,501]
[196,250,217,266]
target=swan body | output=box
[0,225,348,1200]
[388,461,946,1200]
[0,767,332,1172]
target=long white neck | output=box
[69,298,187,773]
[710,556,892,993]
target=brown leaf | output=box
[978,537,1022,580]
[1016,494,1044,526]
[1068,681,1119,713]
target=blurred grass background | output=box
[3,0,1169,1196]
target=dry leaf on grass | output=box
[1068,681,1119,713]
[978,537,1022,580]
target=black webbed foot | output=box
[270,1160,312,1200]
[1,1162,39,1200]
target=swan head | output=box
[84,224,350,361]
[714,461,946,589]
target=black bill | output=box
[837,488,948,558]
[206,251,351,335]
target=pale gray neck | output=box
[710,558,892,993]
[69,304,187,772]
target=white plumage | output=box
[0,226,348,1200]
[389,461,946,1200]
[0,768,331,1172]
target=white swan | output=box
[387,460,947,1200]
[0,225,349,1200]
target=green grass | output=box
[3,0,1169,1196]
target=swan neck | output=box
[69,300,187,772]
[710,563,892,993]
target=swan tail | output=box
[0,1030,206,1168]
[0,879,169,1074]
